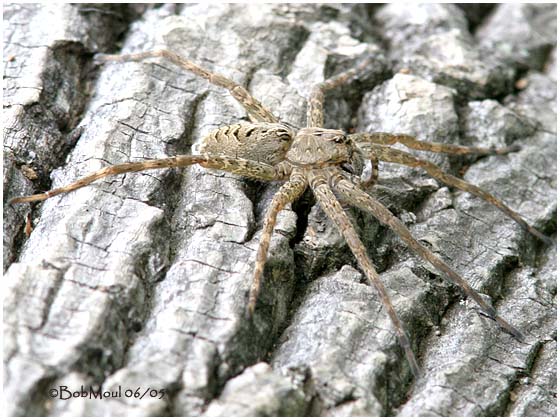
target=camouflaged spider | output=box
[10,49,552,377]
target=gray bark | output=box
[3,3,556,416]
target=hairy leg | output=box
[95,50,278,124]
[350,132,520,156]
[247,169,307,315]
[329,168,524,341]
[366,144,552,245]
[9,156,291,204]
[307,57,374,128]
[309,169,421,377]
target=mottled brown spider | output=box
[10,49,552,377]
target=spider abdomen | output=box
[198,122,294,165]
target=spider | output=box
[9,49,552,377]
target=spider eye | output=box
[334,136,347,144]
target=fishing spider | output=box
[10,49,552,377]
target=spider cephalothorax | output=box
[286,128,352,167]
[10,49,551,378]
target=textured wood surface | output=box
[3,3,556,416]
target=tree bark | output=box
[3,3,556,416]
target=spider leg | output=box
[307,57,374,128]
[247,169,307,316]
[329,168,524,341]
[9,156,291,204]
[365,144,552,245]
[309,169,421,377]
[350,132,521,156]
[95,50,278,124]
